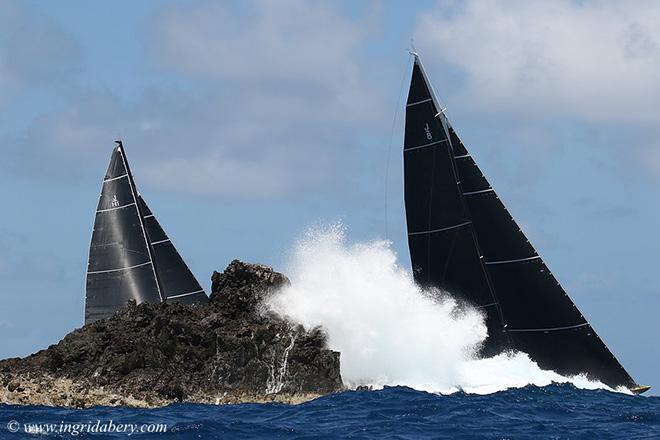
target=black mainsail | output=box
[85,142,207,324]
[403,54,647,392]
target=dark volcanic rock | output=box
[0,260,343,407]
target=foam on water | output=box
[267,223,621,395]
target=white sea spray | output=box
[268,223,620,395]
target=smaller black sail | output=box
[85,142,207,324]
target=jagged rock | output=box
[210,260,289,316]
[0,260,343,408]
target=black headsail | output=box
[137,195,207,305]
[403,54,645,392]
[85,142,207,324]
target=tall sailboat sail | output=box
[403,54,646,392]
[85,142,207,324]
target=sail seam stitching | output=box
[96,202,136,213]
[87,261,152,275]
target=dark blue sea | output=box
[1,384,659,439]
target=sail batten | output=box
[403,54,640,390]
[507,322,589,333]
[463,188,494,195]
[167,289,205,300]
[95,202,137,213]
[103,174,128,183]
[407,98,433,107]
[405,139,449,152]
[87,261,153,275]
[408,220,473,235]
[484,256,540,265]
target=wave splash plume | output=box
[268,223,614,395]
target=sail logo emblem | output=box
[111,194,120,207]
[424,123,433,140]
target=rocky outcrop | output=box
[0,260,343,408]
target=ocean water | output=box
[4,226,657,437]
[1,384,659,439]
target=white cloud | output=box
[0,0,80,108]
[415,0,660,124]
[6,0,386,199]
[138,0,385,198]
[150,0,362,85]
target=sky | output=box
[0,0,658,393]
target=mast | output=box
[116,141,164,303]
[404,53,507,353]
[403,53,645,391]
